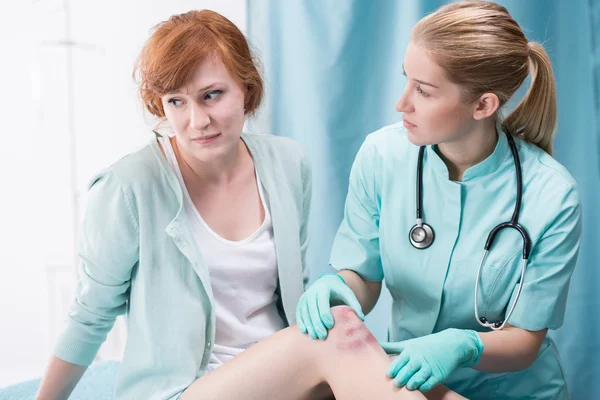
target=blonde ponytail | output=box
[504,42,557,155]
[412,1,558,155]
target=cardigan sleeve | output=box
[54,169,139,366]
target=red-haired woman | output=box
[34,8,315,400]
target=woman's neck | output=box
[173,137,250,187]
[436,120,498,181]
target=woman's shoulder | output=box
[517,138,576,186]
[516,138,578,194]
[516,138,580,222]
[357,122,415,165]
[243,132,311,196]
[243,132,309,174]
[242,132,304,159]
[86,138,167,192]
[365,122,409,143]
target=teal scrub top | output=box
[330,123,582,399]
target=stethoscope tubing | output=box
[410,128,532,330]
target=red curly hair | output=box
[134,10,263,118]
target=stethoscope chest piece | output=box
[409,220,434,249]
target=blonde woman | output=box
[298,1,580,399]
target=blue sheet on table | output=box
[0,361,119,400]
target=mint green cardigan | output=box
[54,132,312,399]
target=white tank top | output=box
[158,136,285,371]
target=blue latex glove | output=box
[380,329,484,392]
[296,274,364,340]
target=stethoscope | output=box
[408,129,532,331]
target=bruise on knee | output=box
[330,306,378,352]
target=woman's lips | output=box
[403,119,416,129]
[193,133,221,145]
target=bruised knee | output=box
[330,306,378,351]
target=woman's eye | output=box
[205,90,223,100]
[416,86,430,97]
[168,98,183,107]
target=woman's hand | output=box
[381,329,484,392]
[296,274,364,340]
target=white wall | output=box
[0,0,246,387]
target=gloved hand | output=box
[296,274,364,340]
[380,329,484,392]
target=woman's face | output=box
[395,41,477,146]
[161,54,246,163]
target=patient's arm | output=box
[181,306,465,400]
[35,356,87,400]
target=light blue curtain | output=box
[247,1,599,398]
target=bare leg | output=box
[322,307,465,400]
[314,307,465,400]
[318,306,425,400]
[181,306,427,400]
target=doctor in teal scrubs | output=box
[297,2,581,399]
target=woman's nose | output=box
[395,87,414,113]
[189,104,210,130]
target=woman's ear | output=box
[472,93,500,120]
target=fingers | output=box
[379,341,404,355]
[297,276,364,341]
[388,352,428,390]
[387,352,409,378]
[419,375,441,393]
[393,360,421,388]
[406,364,432,391]
[308,291,329,340]
[296,287,335,340]
[296,299,307,334]
[338,286,365,320]
[318,290,334,330]
[302,300,318,340]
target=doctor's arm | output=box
[474,325,546,372]
[339,269,382,315]
[333,136,385,316]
